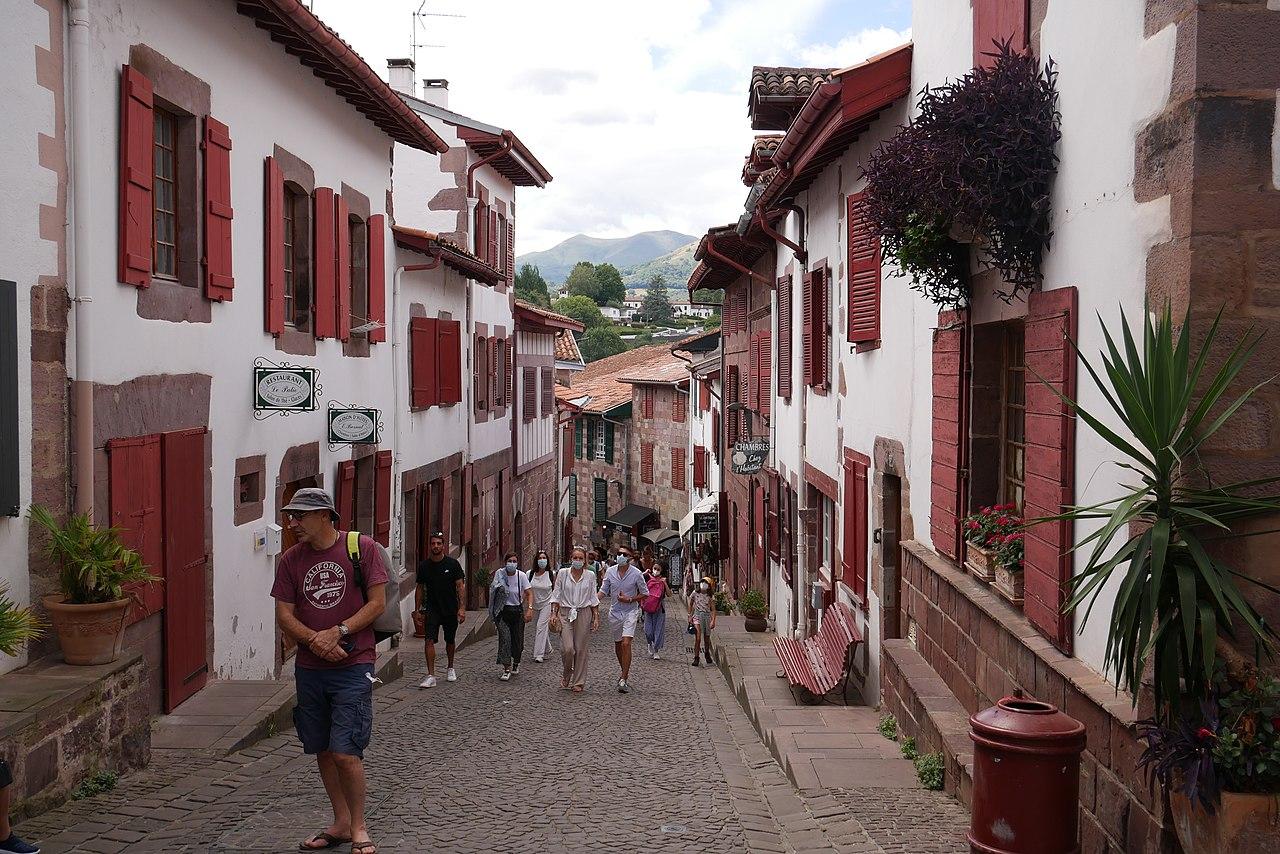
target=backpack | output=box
[346,531,404,642]
[641,576,665,614]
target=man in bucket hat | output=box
[271,488,387,854]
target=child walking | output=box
[688,576,715,666]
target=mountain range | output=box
[517,230,696,285]
[620,240,699,292]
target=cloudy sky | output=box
[310,0,911,254]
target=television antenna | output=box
[411,1,466,67]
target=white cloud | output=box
[310,1,906,254]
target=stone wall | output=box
[0,651,150,820]
[881,542,1173,854]
[513,456,558,564]
[628,384,691,532]
[569,425,627,551]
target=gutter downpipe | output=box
[466,132,515,199]
[69,0,94,516]
[391,256,441,561]
[704,236,771,287]
[756,208,805,264]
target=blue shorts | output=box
[293,663,374,758]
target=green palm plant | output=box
[28,505,156,604]
[0,582,43,656]
[1052,303,1280,720]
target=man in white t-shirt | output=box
[599,545,648,693]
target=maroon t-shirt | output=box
[271,532,389,670]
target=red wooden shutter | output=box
[108,434,163,624]
[541,366,553,415]
[699,379,710,412]
[474,202,487,258]
[523,366,537,421]
[777,275,793,399]
[474,333,488,411]
[161,428,209,711]
[367,214,386,343]
[843,449,870,606]
[336,460,356,531]
[263,157,285,334]
[973,0,1029,67]
[313,188,337,338]
[740,372,750,439]
[712,408,721,459]
[815,267,830,388]
[489,337,500,408]
[202,117,234,302]
[410,317,439,409]
[930,310,968,562]
[801,271,814,386]
[759,332,772,417]
[847,191,881,345]
[673,391,686,423]
[748,335,760,411]
[437,320,462,404]
[488,209,500,268]
[672,447,686,491]
[642,443,654,484]
[335,195,351,341]
[767,471,781,559]
[693,446,706,489]
[374,450,393,546]
[1022,286,1078,652]
[119,65,154,288]
[563,422,573,473]
[506,217,516,288]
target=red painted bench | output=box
[774,602,862,705]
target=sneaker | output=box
[511,663,520,675]
[446,668,457,682]
[534,656,544,663]
[647,641,654,656]
[418,675,437,689]
[691,659,700,667]
[499,670,511,682]
[0,833,40,854]
[619,680,631,694]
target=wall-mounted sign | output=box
[731,440,770,475]
[693,512,719,534]
[328,407,380,445]
[254,366,318,412]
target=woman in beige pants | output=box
[550,546,600,693]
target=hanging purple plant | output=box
[861,40,1061,307]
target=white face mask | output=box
[537,558,548,569]
[505,562,517,574]
[571,559,584,569]
[699,582,709,592]
[650,568,660,577]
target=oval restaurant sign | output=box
[254,367,317,412]
[328,407,379,444]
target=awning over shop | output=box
[605,504,657,531]
[679,492,720,537]
[640,528,681,551]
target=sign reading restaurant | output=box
[327,407,380,445]
[731,439,770,475]
[253,366,318,412]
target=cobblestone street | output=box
[18,608,967,853]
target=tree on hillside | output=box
[565,261,602,302]
[594,263,626,306]
[702,311,722,330]
[638,274,675,325]
[515,263,551,308]
[579,326,627,363]
[553,295,607,329]
[691,288,724,305]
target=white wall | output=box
[515,330,555,467]
[0,0,60,675]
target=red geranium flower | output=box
[967,520,980,530]
[1196,727,1216,741]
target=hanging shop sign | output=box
[328,406,381,445]
[253,363,319,414]
[693,512,719,534]
[731,439,770,475]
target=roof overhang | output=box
[515,300,584,333]
[605,503,659,531]
[392,225,502,286]
[687,224,770,293]
[235,0,448,153]
[748,66,836,131]
[456,127,553,188]
[763,43,913,209]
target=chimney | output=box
[386,58,415,97]
[421,78,449,109]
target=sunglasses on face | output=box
[283,510,318,521]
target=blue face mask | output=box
[617,555,630,566]
[505,562,517,574]
[537,558,548,569]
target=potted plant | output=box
[0,581,43,658]
[739,588,767,632]
[991,527,1024,604]
[1050,304,1280,849]
[962,504,1018,583]
[29,506,157,665]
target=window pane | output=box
[152,109,178,277]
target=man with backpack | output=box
[272,488,387,854]
[413,532,465,688]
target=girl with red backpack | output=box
[641,563,669,659]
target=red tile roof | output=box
[515,300,584,333]
[687,224,770,292]
[392,225,501,285]
[554,330,584,364]
[562,343,679,413]
[748,66,836,131]
[455,127,553,188]
[742,134,784,185]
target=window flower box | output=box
[965,542,997,583]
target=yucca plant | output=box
[0,581,43,656]
[28,505,156,604]
[1051,303,1280,721]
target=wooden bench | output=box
[774,602,862,705]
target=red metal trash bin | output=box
[969,696,1087,854]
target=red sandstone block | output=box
[1065,686,1113,768]
[1079,811,1109,854]
[1194,97,1277,192]
[1194,188,1280,236]
[1035,657,1067,710]
[1095,768,1132,843]
[1080,753,1098,814]
[1111,720,1154,811]
[1195,9,1280,93]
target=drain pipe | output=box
[705,236,771,287]
[69,0,94,516]
[466,132,514,199]
[756,209,805,263]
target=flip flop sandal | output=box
[351,843,378,854]
[299,831,351,850]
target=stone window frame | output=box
[233,454,266,526]
[273,146,316,357]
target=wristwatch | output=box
[337,623,350,637]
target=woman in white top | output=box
[550,546,600,693]
[528,549,556,663]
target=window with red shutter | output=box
[312,188,336,338]
[698,378,710,412]
[523,366,537,422]
[777,274,793,399]
[711,408,721,459]
[436,320,462,405]
[740,372,750,440]
[814,266,830,389]
[672,391,686,423]
[335,194,351,341]
[367,214,386,343]
[488,209,499,269]
[410,317,439,409]
[541,366,553,415]
[263,157,285,334]
[474,333,488,411]
[202,117,234,301]
[374,450,392,546]
[474,201,488,259]
[506,218,516,289]
[693,445,707,489]
[930,310,967,562]
[846,192,881,346]
[843,449,870,606]
[801,271,814,386]
[973,0,1029,68]
[672,447,686,491]
[767,471,781,559]
[758,332,772,417]
[748,335,760,411]
[119,65,154,288]
[641,443,654,485]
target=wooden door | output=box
[161,428,208,711]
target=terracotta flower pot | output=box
[743,612,767,632]
[1171,790,1280,854]
[43,595,131,665]
[965,542,997,583]
[993,563,1024,605]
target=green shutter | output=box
[604,422,615,464]
[593,477,607,522]
[569,474,577,517]
[575,420,584,459]
[586,418,596,460]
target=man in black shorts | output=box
[414,532,465,688]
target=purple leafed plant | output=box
[861,40,1061,308]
